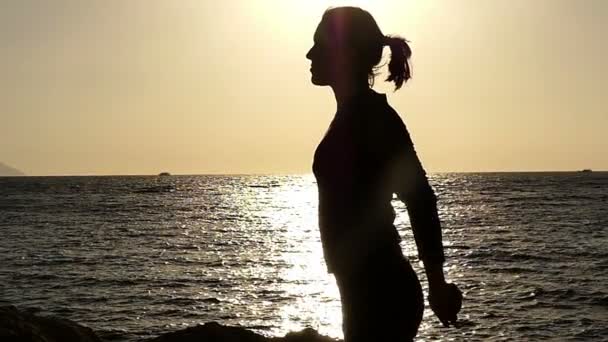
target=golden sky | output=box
[1,0,607,175]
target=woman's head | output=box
[306,7,412,90]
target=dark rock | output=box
[279,327,339,342]
[146,323,340,342]
[0,305,101,342]
[146,322,266,342]
[1,305,339,342]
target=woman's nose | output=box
[306,46,314,60]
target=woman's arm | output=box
[390,124,445,271]
[389,117,462,326]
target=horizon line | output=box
[2,170,606,177]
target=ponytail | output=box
[384,35,412,90]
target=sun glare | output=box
[318,0,381,9]
[243,0,426,54]
[300,0,392,20]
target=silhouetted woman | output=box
[306,7,462,341]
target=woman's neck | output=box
[331,79,372,111]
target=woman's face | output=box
[306,20,353,87]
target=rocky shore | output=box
[0,306,339,342]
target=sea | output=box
[1,173,607,341]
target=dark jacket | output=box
[313,90,444,274]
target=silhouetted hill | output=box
[0,162,25,176]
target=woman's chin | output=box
[311,76,329,86]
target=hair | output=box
[321,7,412,90]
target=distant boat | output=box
[580,169,592,173]
[158,172,171,176]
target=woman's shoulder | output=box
[351,94,411,154]
[365,92,410,139]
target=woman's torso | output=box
[313,90,403,273]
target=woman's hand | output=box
[428,282,462,327]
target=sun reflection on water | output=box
[260,175,343,339]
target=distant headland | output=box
[0,162,25,176]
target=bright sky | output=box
[1,0,607,175]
